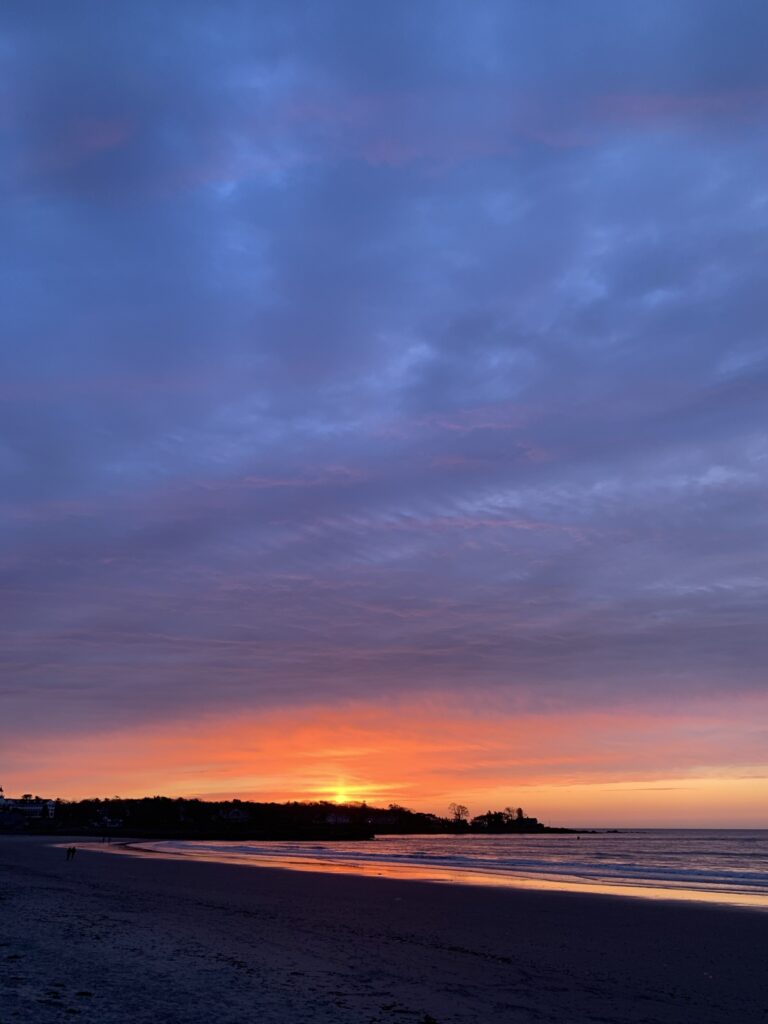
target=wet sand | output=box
[1,836,766,1023]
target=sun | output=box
[333,785,350,804]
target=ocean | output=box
[136,829,768,910]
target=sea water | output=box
[137,830,768,910]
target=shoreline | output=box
[89,835,768,913]
[3,835,768,1023]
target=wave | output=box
[135,830,768,909]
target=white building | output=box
[0,788,55,818]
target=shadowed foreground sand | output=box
[1,836,766,1023]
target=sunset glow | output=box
[4,693,766,826]
[3,2,767,829]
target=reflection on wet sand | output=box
[93,841,768,911]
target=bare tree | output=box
[448,802,469,824]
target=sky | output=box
[2,2,767,826]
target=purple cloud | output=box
[1,1,766,747]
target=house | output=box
[324,810,351,825]
[0,788,55,819]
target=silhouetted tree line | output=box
[1,794,574,839]
[449,802,574,833]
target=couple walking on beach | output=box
[65,846,77,861]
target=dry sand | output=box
[1,835,766,1024]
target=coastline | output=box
[108,834,768,911]
[2,836,767,1023]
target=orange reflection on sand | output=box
[87,841,768,912]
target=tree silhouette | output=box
[448,802,469,824]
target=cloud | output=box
[3,693,767,825]
[1,2,767,805]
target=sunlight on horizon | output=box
[4,696,767,827]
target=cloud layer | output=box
[2,3,767,806]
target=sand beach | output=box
[1,835,766,1023]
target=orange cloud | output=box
[6,693,767,826]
